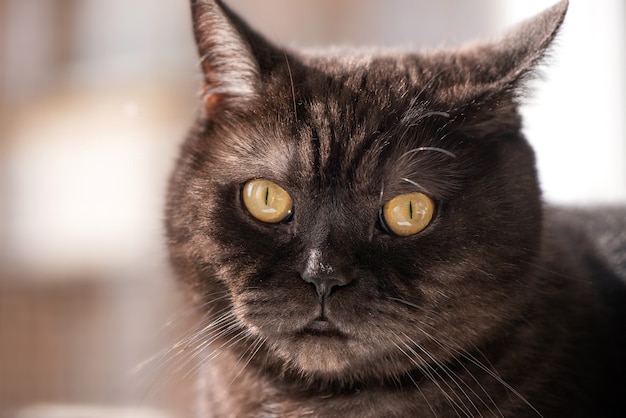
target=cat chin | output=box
[244,322,358,375]
[240,314,371,377]
[254,325,405,381]
[271,337,379,378]
[287,343,355,376]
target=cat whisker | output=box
[159,309,235,365]
[402,331,483,418]
[400,178,431,194]
[131,305,239,403]
[415,325,543,418]
[400,146,457,160]
[408,111,452,126]
[456,349,544,418]
[414,327,504,418]
[131,300,231,375]
[390,329,472,418]
[387,296,420,310]
[391,342,439,418]
[387,296,531,417]
[182,323,249,380]
[228,335,267,388]
[172,320,240,374]
[157,292,231,329]
[150,310,239,374]
[284,52,298,122]
[523,259,592,285]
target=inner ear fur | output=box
[191,0,281,117]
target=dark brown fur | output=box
[165,1,626,416]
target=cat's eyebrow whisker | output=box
[401,178,431,194]
[407,111,452,126]
[283,52,298,122]
[400,146,457,160]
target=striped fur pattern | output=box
[165,1,626,416]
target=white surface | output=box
[504,0,626,203]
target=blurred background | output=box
[0,0,624,417]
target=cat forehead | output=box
[297,52,441,101]
[208,95,456,201]
[198,47,471,199]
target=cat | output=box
[165,0,626,416]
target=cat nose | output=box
[301,270,351,302]
[301,249,352,301]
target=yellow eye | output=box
[381,192,434,236]
[242,179,293,223]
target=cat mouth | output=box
[297,319,346,339]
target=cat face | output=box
[166,0,566,382]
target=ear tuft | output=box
[191,0,261,117]
[445,0,568,138]
[488,0,568,89]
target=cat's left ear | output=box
[451,0,569,135]
[191,0,276,118]
[479,0,568,88]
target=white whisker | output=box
[390,329,469,418]
[402,332,478,418]
[408,111,452,125]
[284,52,298,121]
[400,146,457,160]
[414,329,502,418]
[401,178,431,194]
[388,296,540,417]
[392,342,439,418]
[228,336,267,387]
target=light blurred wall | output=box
[1,0,199,275]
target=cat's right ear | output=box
[191,0,266,118]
